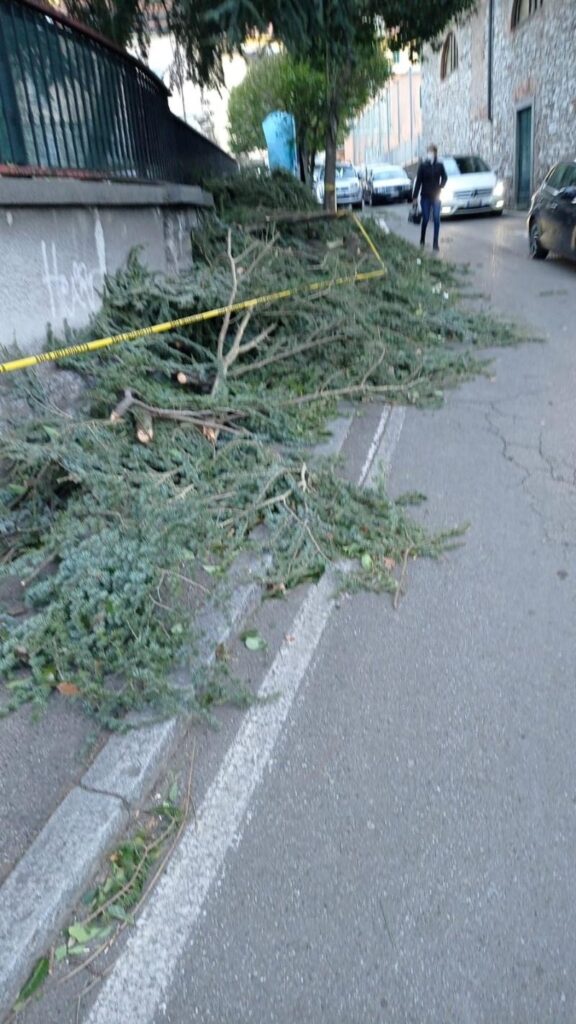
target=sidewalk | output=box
[78,211,576,1024]
[0,399,390,1020]
[4,206,575,1021]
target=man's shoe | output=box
[433,244,440,252]
[420,240,425,247]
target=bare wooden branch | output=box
[210,230,280,395]
[215,229,238,373]
[110,389,135,422]
[360,340,387,389]
[222,320,277,376]
[108,389,250,440]
[224,308,253,369]
[230,330,347,378]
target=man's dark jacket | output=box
[413,159,448,202]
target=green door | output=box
[516,106,533,208]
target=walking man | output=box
[412,145,447,252]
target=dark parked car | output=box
[528,160,576,260]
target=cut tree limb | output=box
[109,389,250,439]
[110,389,135,422]
[133,407,154,445]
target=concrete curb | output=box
[0,412,357,1019]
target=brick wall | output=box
[421,0,576,204]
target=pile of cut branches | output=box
[0,172,520,725]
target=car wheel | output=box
[529,220,548,260]
[353,200,364,211]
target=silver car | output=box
[439,155,505,217]
[315,163,364,209]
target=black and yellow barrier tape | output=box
[351,213,387,269]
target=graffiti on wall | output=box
[41,213,107,324]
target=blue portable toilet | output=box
[262,111,298,177]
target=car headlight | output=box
[493,180,505,198]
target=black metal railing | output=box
[0,0,236,183]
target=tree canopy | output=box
[171,0,477,206]
[227,49,389,184]
[63,0,477,207]
[227,55,325,175]
[63,0,150,53]
[63,0,477,85]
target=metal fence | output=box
[0,0,236,183]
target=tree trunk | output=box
[323,113,338,213]
[298,143,309,187]
[308,147,317,189]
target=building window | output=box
[440,32,458,80]
[511,0,543,28]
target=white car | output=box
[439,155,505,217]
[315,163,363,209]
[368,164,412,205]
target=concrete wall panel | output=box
[0,180,211,355]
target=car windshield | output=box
[373,167,405,180]
[443,155,491,175]
[336,166,357,179]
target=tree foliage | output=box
[227,45,389,186]
[228,54,327,182]
[63,0,150,53]
[172,0,476,205]
[62,0,478,204]
[62,0,477,88]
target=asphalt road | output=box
[66,212,576,1024]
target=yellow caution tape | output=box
[0,215,386,375]
[351,213,387,269]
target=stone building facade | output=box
[421,0,576,205]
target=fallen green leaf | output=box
[14,957,49,1009]
[54,945,68,963]
[106,903,130,922]
[68,923,91,944]
[68,922,108,945]
[361,552,373,571]
[241,629,267,652]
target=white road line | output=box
[375,406,405,481]
[358,406,391,485]
[85,407,406,1024]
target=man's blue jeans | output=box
[420,196,441,248]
